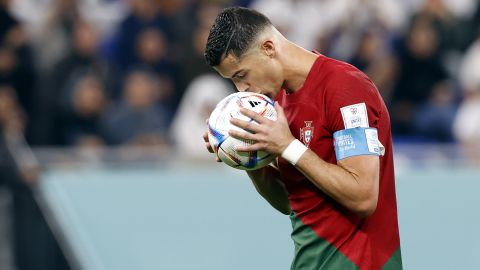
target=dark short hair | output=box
[204,7,272,67]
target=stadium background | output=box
[0,0,479,269]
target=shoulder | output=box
[317,57,380,104]
[321,57,376,93]
[318,57,384,131]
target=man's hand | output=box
[203,123,221,162]
[229,102,295,155]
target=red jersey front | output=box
[276,54,402,270]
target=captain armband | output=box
[333,127,384,161]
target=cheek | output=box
[251,73,273,90]
[249,60,282,90]
[263,67,282,89]
[252,67,278,87]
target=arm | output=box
[229,103,379,217]
[203,131,290,215]
[295,151,379,217]
[247,163,291,215]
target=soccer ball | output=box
[208,92,277,170]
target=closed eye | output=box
[235,72,247,79]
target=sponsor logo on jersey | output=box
[300,121,314,147]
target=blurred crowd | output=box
[0,0,479,159]
[0,0,479,269]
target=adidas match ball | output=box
[208,92,277,170]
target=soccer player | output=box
[202,7,402,270]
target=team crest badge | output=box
[300,121,314,147]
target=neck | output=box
[281,41,318,93]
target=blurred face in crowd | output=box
[72,77,106,117]
[124,71,159,109]
[407,17,439,59]
[357,31,382,62]
[136,28,167,63]
[73,21,98,57]
[214,39,284,99]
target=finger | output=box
[235,142,265,152]
[239,108,267,124]
[228,129,258,141]
[230,118,262,133]
[203,131,209,143]
[205,142,214,153]
[203,132,215,153]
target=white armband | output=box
[281,139,308,165]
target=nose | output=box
[234,81,250,92]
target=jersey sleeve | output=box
[323,69,383,133]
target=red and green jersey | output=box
[275,54,402,270]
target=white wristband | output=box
[281,139,308,165]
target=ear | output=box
[261,40,275,58]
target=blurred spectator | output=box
[132,27,179,103]
[102,69,173,146]
[170,74,233,160]
[0,85,25,139]
[60,75,108,147]
[417,0,457,52]
[349,29,386,72]
[412,80,457,141]
[36,19,110,145]
[11,0,79,71]
[105,0,185,107]
[473,1,480,33]
[76,0,128,39]
[453,37,480,163]
[251,0,344,50]
[390,14,448,137]
[50,19,109,92]
[177,2,222,95]
[252,0,408,55]
[0,0,36,138]
[154,0,191,55]
[10,0,127,71]
[458,37,480,93]
[0,84,37,189]
[107,0,173,72]
[348,28,398,102]
[0,85,70,270]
